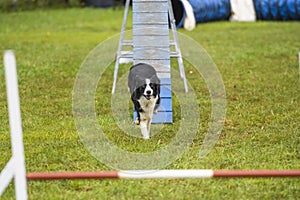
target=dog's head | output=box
[135,75,160,100]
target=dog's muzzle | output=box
[144,94,151,100]
[144,90,152,100]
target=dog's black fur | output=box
[128,63,160,139]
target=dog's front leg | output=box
[133,100,142,125]
[140,120,149,140]
[147,119,151,137]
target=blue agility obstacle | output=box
[253,0,300,20]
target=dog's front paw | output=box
[135,118,140,125]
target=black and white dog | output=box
[128,63,160,139]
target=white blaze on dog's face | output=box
[144,79,153,98]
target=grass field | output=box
[0,8,299,199]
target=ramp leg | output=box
[112,0,131,94]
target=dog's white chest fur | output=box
[138,95,158,120]
[137,95,158,140]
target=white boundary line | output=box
[0,51,27,200]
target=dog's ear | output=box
[150,75,160,96]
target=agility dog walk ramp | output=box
[112,0,188,124]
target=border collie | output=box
[128,63,160,139]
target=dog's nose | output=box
[146,90,151,95]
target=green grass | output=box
[0,8,299,199]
